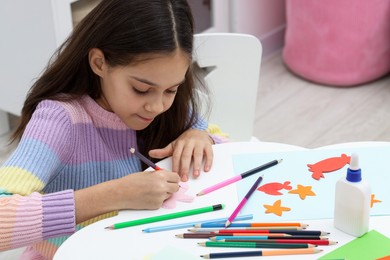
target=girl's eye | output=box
[166,89,178,94]
[132,86,178,95]
[132,87,148,95]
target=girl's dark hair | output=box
[12,0,207,167]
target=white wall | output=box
[0,112,10,136]
[230,0,286,58]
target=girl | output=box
[0,0,225,258]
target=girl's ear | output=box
[89,48,106,77]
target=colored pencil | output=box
[142,214,253,233]
[207,229,329,236]
[188,227,302,233]
[198,241,316,249]
[225,175,264,227]
[213,233,292,237]
[210,235,326,240]
[197,159,282,196]
[175,233,217,239]
[216,238,337,246]
[200,248,323,258]
[195,222,308,228]
[129,147,162,170]
[104,204,224,230]
[177,233,290,239]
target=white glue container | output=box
[334,153,371,237]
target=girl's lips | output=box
[138,115,154,122]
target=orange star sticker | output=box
[263,199,291,216]
[288,184,316,200]
[371,194,382,208]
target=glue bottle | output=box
[333,153,371,237]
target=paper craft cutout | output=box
[307,154,351,180]
[371,194,382,208]
[263,199,291,216]
[234,146,390,222]
[162,182,194,209]
[257,181,292,195]
[288,184,316,200]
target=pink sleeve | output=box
[0,190,75,251]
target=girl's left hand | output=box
[149,129,214,182]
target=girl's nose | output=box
[145,97,164,114]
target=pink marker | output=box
[225,175,264,227]
[196,159,282,196]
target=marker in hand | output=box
[129,147,162,170]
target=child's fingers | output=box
[192,145,204,178]
[149,143,174,159]
[203,145,213,172]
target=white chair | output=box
[193,33,262,142]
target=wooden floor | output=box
[254,53,390,148]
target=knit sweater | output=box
[0,95,219,259]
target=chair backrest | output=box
[193,33,262,141]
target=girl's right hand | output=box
[75,170,180,224]
[111,170,181,210]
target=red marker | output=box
[210,229,328,236]
[219,238,337,246]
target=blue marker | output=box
[142,214,253,233]
[211,235,274,241]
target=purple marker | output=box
[225,175,264,227]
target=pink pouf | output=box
[283,0,390,87]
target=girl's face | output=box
[92,50,190,130]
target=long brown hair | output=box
[12,0,208,166]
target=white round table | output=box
[54,141,390,260]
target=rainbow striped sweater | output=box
[0,95,218,259]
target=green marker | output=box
[105,204,224,230]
